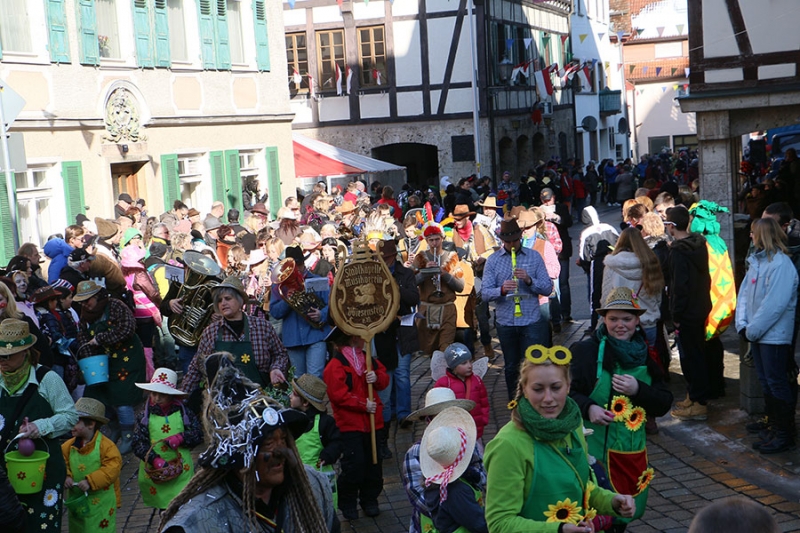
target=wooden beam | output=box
[437,0,468,115]
[724,0,752,56]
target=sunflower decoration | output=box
[636,468,655,493]
[582,507,598,522]
[507,399,518,410]
[609,395,632,422]
[543,498,583,524]
[583,480,595,510]
[626,407,647,432]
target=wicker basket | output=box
[143,440,185,484]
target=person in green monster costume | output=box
[569,287,673,532]
[132,367,203,509]
[74,280,147,455]
[485,343,636,533]
[0,318,78,533]
[62,397,122,533]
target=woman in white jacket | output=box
[736,217,798,454]
[602,227,664,345]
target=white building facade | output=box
[0,0,296,264]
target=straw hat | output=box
[74,397,109,424]
[0,319,37,356]
[419,407,477,484]
[73,280,104,302]
[211,275,248,303]
[498,219,522,242]
[408,388,475,420]
[292,374,328,412]
[516,210,543,230]
[597,286,646,316]
[451,205,476,219]
[477,196,498,209]
[136,367,188,396]
[298,231,322,251]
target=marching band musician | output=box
[481,218,552,401]
[181,275,288,396]
[269,245,332,380]
[413,224,464,355]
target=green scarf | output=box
[596,324,648,378]
[2,356,32,395]
[518,394,583,442]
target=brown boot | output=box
[671,401,708,421]
[675,393,692,409]
[483,344,494,356]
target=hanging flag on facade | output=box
[336,64,343,95]
[373,68,382,85]
[293,69,302,87]
[346,65,354,94]
[308,74,314,97]
[577,64,592,91]
[534,64,554,98]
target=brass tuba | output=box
[273,258,326,329]
[168,251,222,347]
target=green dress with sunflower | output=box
[0,372,67,533]
[82,302,146,408]
[585,363,652,522]
[137,408,194,509]
[66,433,118,532]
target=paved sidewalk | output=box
[100,319,800,532]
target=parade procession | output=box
[2,0,800,532]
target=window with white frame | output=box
[178,154,205,208]
[15,165,57,248]
[239,149,263,195]
[168,0,188,61]
[227,0,245,65]
[0,0,33,53]
[97,0,121,58]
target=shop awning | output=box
[293,133,405,178]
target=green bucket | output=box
[64,489,90,517]
[5,450,50,494]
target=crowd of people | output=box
[0,162,792,533]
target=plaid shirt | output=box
[181,315,289,394]
[402,441,487,533]
[544,220,563,255]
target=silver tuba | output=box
[168,251,222,347]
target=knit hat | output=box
[51,278,74,296]
[443,342,471,370]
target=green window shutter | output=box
[266,147,281,217]
[46,0,71,63]
[77,0,99,65]
[197,0,216,69]
[214,0,231,70]
[210,151,227,208]
[253,0,270,71]
[0,172,16,264]
[224,149,241,211]
[133,0,155,68]
[161,154,180,211]
[62,161,86,224]
[154,0,171,67]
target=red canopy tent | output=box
[293,139,363,178]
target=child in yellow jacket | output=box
[61,397,122,532]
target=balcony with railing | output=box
[599,89,622,115]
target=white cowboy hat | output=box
[408,388,475,420]
[135,367,187,396]
[420,406,477,484]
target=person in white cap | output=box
[401,388,481,533]
[421,406,487,533]
[132,367,203,510]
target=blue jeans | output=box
[115,404,135,428]
[496,319,550,401]
[288,341,328,379]
[376,350,412,422]
[752,343,795,404]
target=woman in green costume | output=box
[569,287,673,532]
[75,281,147,455]
[0,318,78,533]
[484,344,635,533]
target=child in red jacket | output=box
[323,330,389,521]
[432,343,490,450]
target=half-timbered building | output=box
[283,0,576,188]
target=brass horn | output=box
[168,251,222,347]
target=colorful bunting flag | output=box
[598,33,605,41]
[561,35,569,45]
[524,38,532,49]
[636,28,644,36]
[685,67,690,77]
[676,24,684,34]
[288,0,295,7]
[671,67,677,76]
[579,34,588,43]
[656,26,665,37]
[662,86,667,92]
[604,61,610,69]
[617,63,623,72]
[656,67,662,76]
[643,66,649,75]
[673,84,679,90]
[506,39,514,50]
[617,31,624,41]
[629,65,636,74]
